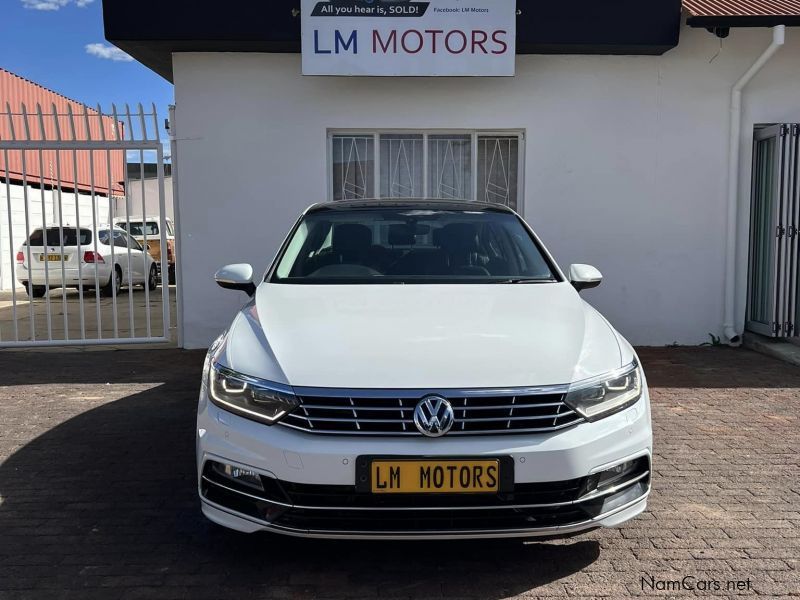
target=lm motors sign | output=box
[301,0,516,76]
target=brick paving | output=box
[0,346,797,599]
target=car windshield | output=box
[271,207,559,284]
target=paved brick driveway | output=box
[0,347,797,599]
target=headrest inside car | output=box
[332,223,372,254]
[388,224,416,246]
[437,223,480,253]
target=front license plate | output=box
[39,254,66,262]
[371,459,500,494]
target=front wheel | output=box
[100,267,121,297]
[146,264,158,291]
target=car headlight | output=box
[563,363,642,422]
[208,363,298,425]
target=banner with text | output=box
[301,0,516,76]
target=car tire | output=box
[168,265,176,285]
[147,264,158,291]
[23,283,47,298]
[101,266,122,298]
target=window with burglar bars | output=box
[329,131,523,211]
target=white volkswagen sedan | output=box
[198,200,652,539]
[16,226,158,298]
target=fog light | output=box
[597,459,638,489]
[211,461,264,491]
[580,458,646,499]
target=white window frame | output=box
[327,129,526,214]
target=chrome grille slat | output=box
[280,388,583,436]
[299,401,565,411]
[287,415,416,424]
[279,418,585,436]
[464,412,574,422]
[300,405,417,411]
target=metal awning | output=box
[102,0,682,82]
[684,0,800,26]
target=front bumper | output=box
[196,386,652,539]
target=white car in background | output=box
[114,216,177,285]
[198,200,652,540]
[16,226,157,298]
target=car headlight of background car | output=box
[208,363,298,424]
[563,363,642,422]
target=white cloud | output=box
[22,0,69,9]
[85,43,134,62]
[22,0,94,9]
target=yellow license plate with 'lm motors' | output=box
[371,459,500,494]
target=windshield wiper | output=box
[493,278,556,284]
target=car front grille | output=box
[279,387,583,436]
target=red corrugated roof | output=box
[684,0,800,17]
[0,68,125,195]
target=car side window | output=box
[113,232,132,249]
[128,235,144,252]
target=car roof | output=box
[30,225,124,232]
[306,199,515,215]
[113,216,170,222]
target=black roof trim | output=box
[306,199,514,214]
[687,15,800,27]
[103,0,681,82]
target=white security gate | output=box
[746,124,800,338]
[0,103,175,347]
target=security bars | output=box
[329,130,524,211]
[0,103,172,347]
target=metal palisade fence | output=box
[0,102,174,347]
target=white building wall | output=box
[0,183,110,290]
[120,176,174,222]
[171,26,800,349]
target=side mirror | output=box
[569,264,603,292]
[146,244,151,252]
[215,263,256,296]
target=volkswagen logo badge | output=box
[413,395,455,437]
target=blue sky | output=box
[4,0,173,133]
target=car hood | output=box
[220,282,625,389]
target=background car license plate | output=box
[371,459,500,494]
[39,254,65,262]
